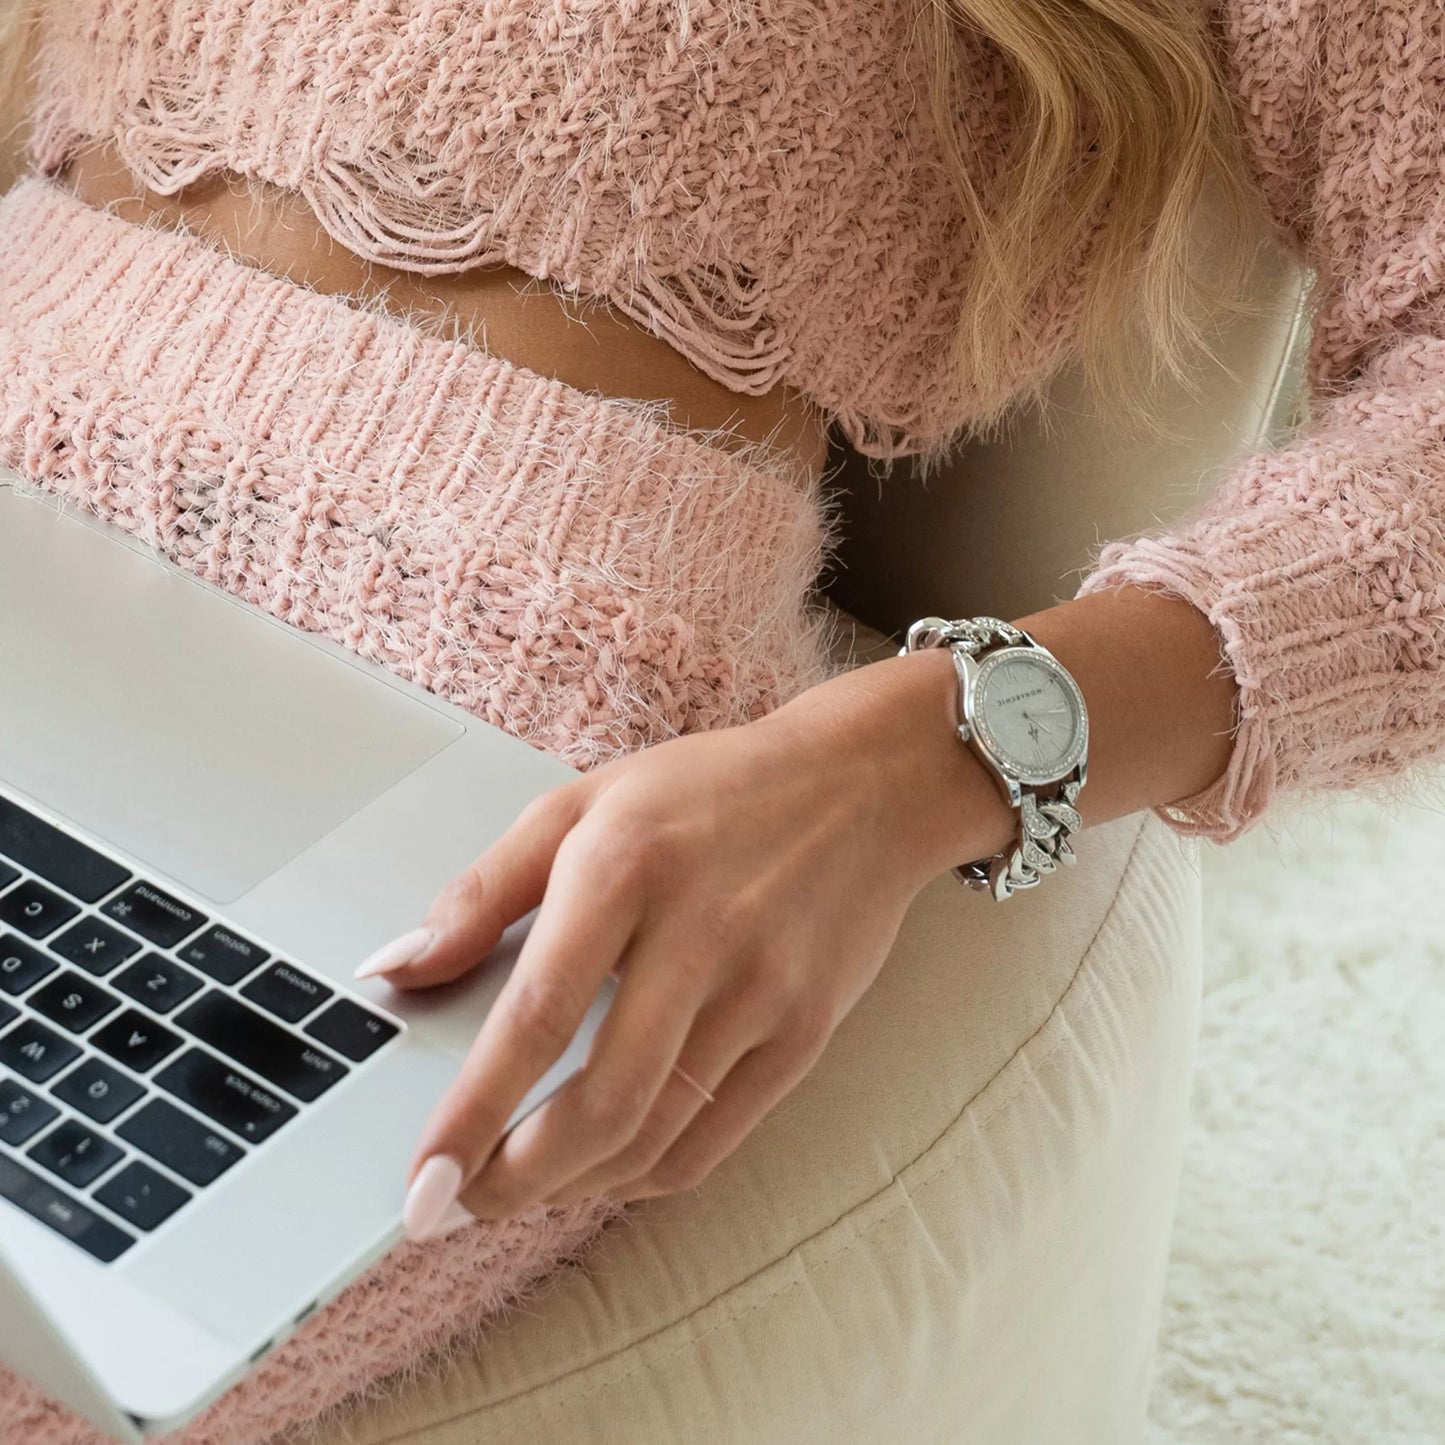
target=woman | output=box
[1,0,1442,1439]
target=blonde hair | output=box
[1,0,1270,437]
[0,0,40,195]
[917,0,1273,437]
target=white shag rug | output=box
[1146,769,1445,1444]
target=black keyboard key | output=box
[0,879,79,940]
[0,1153,134,1262]
[93,1160,190,1232]
[101,881,206,950]
[113,954,204,1014]
[0,797,131,904]
[155,1049,298,1144]
[116,1098,242,1187]
[53,1057,145,1124]
[241,962,333,1025]
[90,1010,184,1073]
[0,1019,81,1083]
[0,1077,59,1145]
[304,998,400,1063]
[0,935,56,997]
[0,861,16,890]
[179,925,269,986]
[50,918,143,977]
[0,1000,14,1030]
[28,971,122,1034]
[28,1119,124,1189]
[174,992,347,1103]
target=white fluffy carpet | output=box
[1146,769,1445,1444]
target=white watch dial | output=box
[973,651,1086,783]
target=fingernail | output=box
[434,1200,478,1236]
[403,1155,465,1241]
[355,925,435,979]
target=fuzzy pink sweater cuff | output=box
[1076,334,1445,845]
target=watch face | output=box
[972,649,1087,784]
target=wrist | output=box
[875,646,1019,881]
[766,645,1018,886]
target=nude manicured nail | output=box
[433,1200,478,1236]
[354,925,435,979]
[403,1155,467,1241]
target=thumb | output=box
[354,785,584,988]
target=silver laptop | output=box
[0,467,617,1442]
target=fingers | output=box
[405,823,643,1192]
[360,786,583,989]
[611,1032,823,1202]
[466,984,755,1218]
[538,1001,746,1209]
[541,995,829,1210]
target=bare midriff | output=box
[58,142,833,484]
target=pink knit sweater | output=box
[23,0,1445,849]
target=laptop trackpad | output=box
[0,483,463,904]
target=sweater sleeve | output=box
[1072,0,1445,845]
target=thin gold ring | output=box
[670,1062,717,1104]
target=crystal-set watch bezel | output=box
[964,646,1089,787]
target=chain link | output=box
[952,776,1083,901]
[902,615,1026,659]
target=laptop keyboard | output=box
[0,793,402,1264]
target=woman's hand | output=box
[361,646,1011,1238]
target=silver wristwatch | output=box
[900,616,1089,902]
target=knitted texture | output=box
[0,174,844,1445]
[24,0,1094,470]
[1075,0,1445,844]
[23,2,1445,852]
